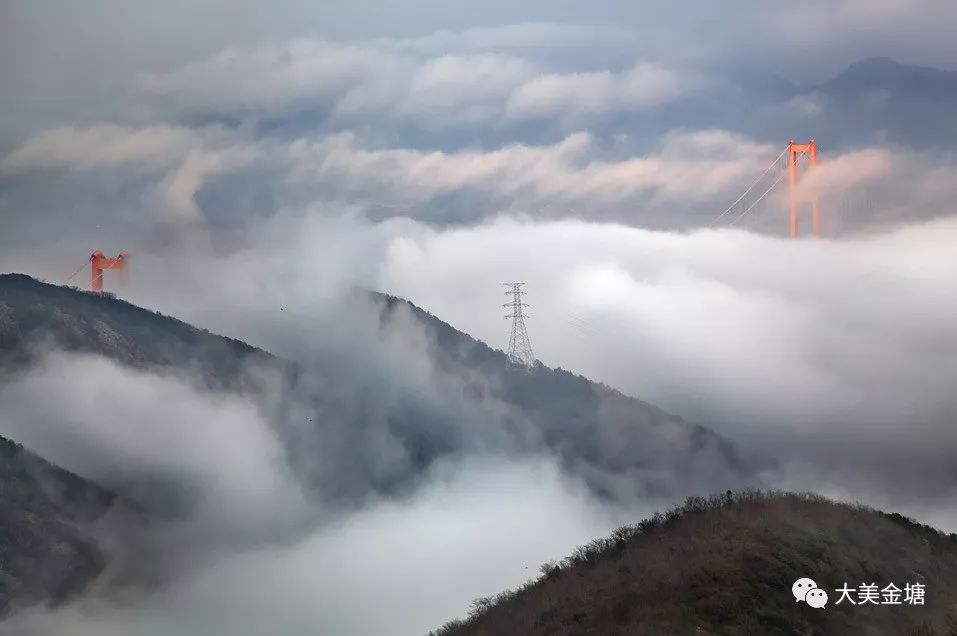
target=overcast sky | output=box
[3,0,957,247]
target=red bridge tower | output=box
[788,139,820,238]
[90,250,128,292]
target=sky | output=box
[2,1,957,634]
[3,0,957,252]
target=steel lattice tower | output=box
[503,282,535,368]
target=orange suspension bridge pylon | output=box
[64,250,129,292]
[788,138,820,238]
[713,138,822,238]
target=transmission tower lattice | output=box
[503,282,535,368]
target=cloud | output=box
[138,38,537,127]
[3,204,957,632]
[0,125,200,173]
[8,202,947,510]
[374,214,957,502]
[383,22,635,55]
[0,351,309,547]
[4,116,955,237]
[1,122,776,227]
[0,124,261,219]
[5,12,957,238]
[282,129,774,221]
[137,33,695,129]
[140,39,407,120]
[391,54,536,127]
[505,62,699,122]
[800,147,895,195]
[770,0,955,43]
[5,3,957,147]
[161,145,262,220]
[138,20,634,117]
[1,456,633,636]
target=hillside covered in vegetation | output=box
[0,274,764,506]
[432,492,957,636]
[0,435,115,617]
[0,274,774,617]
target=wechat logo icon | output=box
[793,577,828,609]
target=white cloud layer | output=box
[10,206,948,507]
[0,125,201,173]
[375,215,957,498]
[138,34,698,129]
[2,210,957,634]
[505,63,698,122]
[2,453,631,636]
[6,116,952,233]
[0,352,309,542]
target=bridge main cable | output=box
[728,165,790,225]
[711,146,789,227]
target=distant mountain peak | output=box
[822,56,957,93]
[845,56,900,71]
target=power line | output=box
[503,282,535,369]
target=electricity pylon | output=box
[503,283,535,368]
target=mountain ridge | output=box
[0,272,768,616]
[820,57,957,96]
[431,491,957,636]
[0,273,764,502]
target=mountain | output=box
[0,273,275,388]
[820,57,957,100]
[0,273,768,614]
[806,57,957,149]
[0,273,765,506]
[657,57,957,155]
[0,435,115,617]
[431,492,957,636]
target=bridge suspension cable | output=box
[728,159,793,225]
[711,146,789,227]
